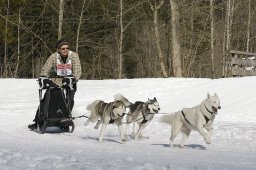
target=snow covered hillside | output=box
[0,77,256,170]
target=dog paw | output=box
[204,137,211,144]
[120,139,126,144]
[180,144,186,148]
[205,140,211,144]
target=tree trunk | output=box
[118,0,124,79]
[14,8,21,78]
[184,1,195,77]
[32,38,34,78]
[210,0,215,78]
[170,0,182,77]
[3,0,9,78]
[58,0,64,40]
[222,2,227,77]
[149,0,168,78]
[246,0,251,52]
[187,15,209,77]
[226,0,234,54]
[3,18,8,78]
[223,0,234,77]
[76,0,87,53]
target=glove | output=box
[62,76,76,90]
[38,76,51,89]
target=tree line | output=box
[0,0,255,79]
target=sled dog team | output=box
[84,93,221,147]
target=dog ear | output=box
[214,93,218,98]
[154,97,157,101]
[207,92,210,99]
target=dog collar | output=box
[202,104,215,124]
[204,103,215,115]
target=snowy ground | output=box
[0,77,256,170]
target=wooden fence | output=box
[227,50,256,77]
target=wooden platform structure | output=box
[227,50,256,77]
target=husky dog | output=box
[159,93,221,147]
[126,97,160,140]
[84,94,131,143]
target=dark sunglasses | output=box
[61,47,69,50]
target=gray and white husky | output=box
[159,93,221,147]
[84,94,131,143]
[126,97,160,140]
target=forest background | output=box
[0,0,254,79]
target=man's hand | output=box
[62,76,76,90]
[38,76,51,89]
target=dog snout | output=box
[218,106,221,109]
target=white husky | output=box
[159,93,221,147]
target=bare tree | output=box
[210,0,215,78]
[222,0,234,77]
[76,0,87,53]
[182,1,195,77]
[246,0,251,52]
[170,0,182,77]
[118,0,124,79]
[118,0,144,78]
[14,8,21,78]
[3,0,9,78]
[187,15,210,77]
[148,0,168,78]
[58,0,64,40]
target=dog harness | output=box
[140,103,156,124]
[109,111,116,124]
[181,110,192,126]
[203,103,216,124]
[141,112,155,124]
[109,112,125,124]
[203,115,210,124]
[181,109,211,126]
[109,104,126,124]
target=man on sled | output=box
[28,39,82,133]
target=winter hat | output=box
[56,39,70,49]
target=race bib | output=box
[56,58,72,76]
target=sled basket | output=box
[36,86,75,133]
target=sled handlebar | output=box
[37,77,51,89]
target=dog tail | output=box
[114,93,132,107]
[86,100,102,111]
[159,114,176,125]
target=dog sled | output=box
[33,76,76,134]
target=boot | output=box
[28,123,37,130]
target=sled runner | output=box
[34,76,76,134]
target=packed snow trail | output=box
[0,77,256,170]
